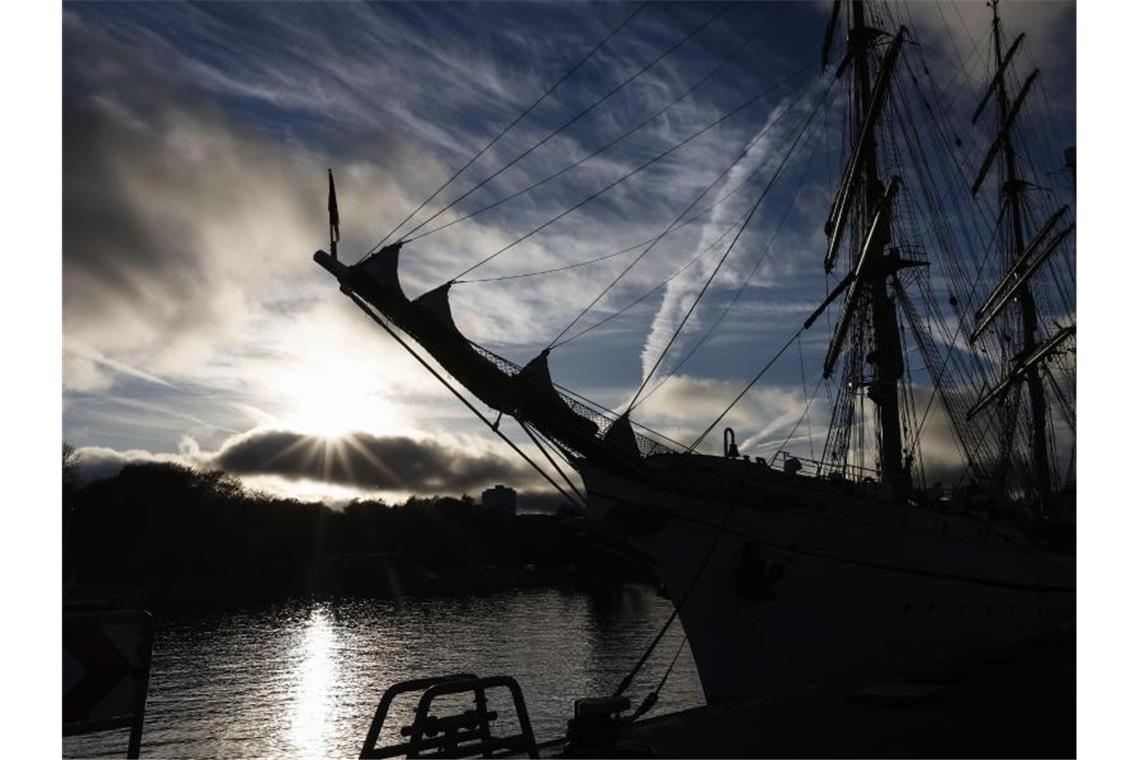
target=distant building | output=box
[481,485,517,518]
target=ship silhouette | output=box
[314,0,1075,704]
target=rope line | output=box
[797,335,815,460]
[458,93,815,288]
[518,420,588,508]
[397,2,735,245]
[404,2,791,244]
[552,224,738,347]
[370,1,650,251]
[542,61,818,347]
[456,244,644,284]
[633,116,826,407]
[629,77,835,410]
[446,59,817,284]
[612,467,752,699]
[772,374,825,458]
[630,634,688,720]
[688,326,804,452]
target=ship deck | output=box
[591,625,1075,758]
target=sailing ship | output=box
[313,0,1075,704]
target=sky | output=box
[61,0,1076,505]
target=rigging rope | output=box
[688,325,804,452]
[541,61,818,347]
[523,98,828,338]
[457,243,643,284]
[868,43,1023,478]
[445,59,817,285]
[771,374,825,459]
[797,335,816,460]
[552,215,746,347]
[458,77,819,289]
[630,634,688,721]
[370,1,650,251]
[405,2,791,244]
[628,76,835,410]
[907,9,1074,492]
[394,2,735,246]
[612,467,752,700]
[518,420,588,507]
[632,91,830,408]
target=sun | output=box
[273,356,400,439]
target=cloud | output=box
[211,428,539,493]
[71,427,544,497]
[632,373,980,488]
[61,10,433,392]
[894,0,1076,165]
[64,342,177,393]
[633,374,820,455]
[899,0,1074,93]
[71,444,198,486]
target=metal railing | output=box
[359,674,538,759]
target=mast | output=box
[988,0,1052,511]
[850,0,907,496]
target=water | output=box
[64,585,703,758]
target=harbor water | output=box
[64,585,702,758]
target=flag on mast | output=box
[328,168,340,259]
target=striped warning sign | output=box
[63,610,153,758]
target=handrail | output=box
[359,674,538,759]
[410,676,538,759]
[360,674,476,758]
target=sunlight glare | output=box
[290,607,339,757]
[276,356,400,438]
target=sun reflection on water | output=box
[63,591,703,758]
[290,607,339,757]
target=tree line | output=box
[62,454,650,611]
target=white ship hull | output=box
[580,456,1075,703]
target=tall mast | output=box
[850,0,907,496]
[989,0,1051,510]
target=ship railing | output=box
[768,450,880,483]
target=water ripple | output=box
[64,585,702,758]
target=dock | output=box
[601,627,1075,758]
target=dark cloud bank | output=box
[213,429,536,493]
[75,429,541,497]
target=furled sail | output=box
[406,281,517,413]
[602,413,641,461]
[516,350,599,442]
[347,242,408,309]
